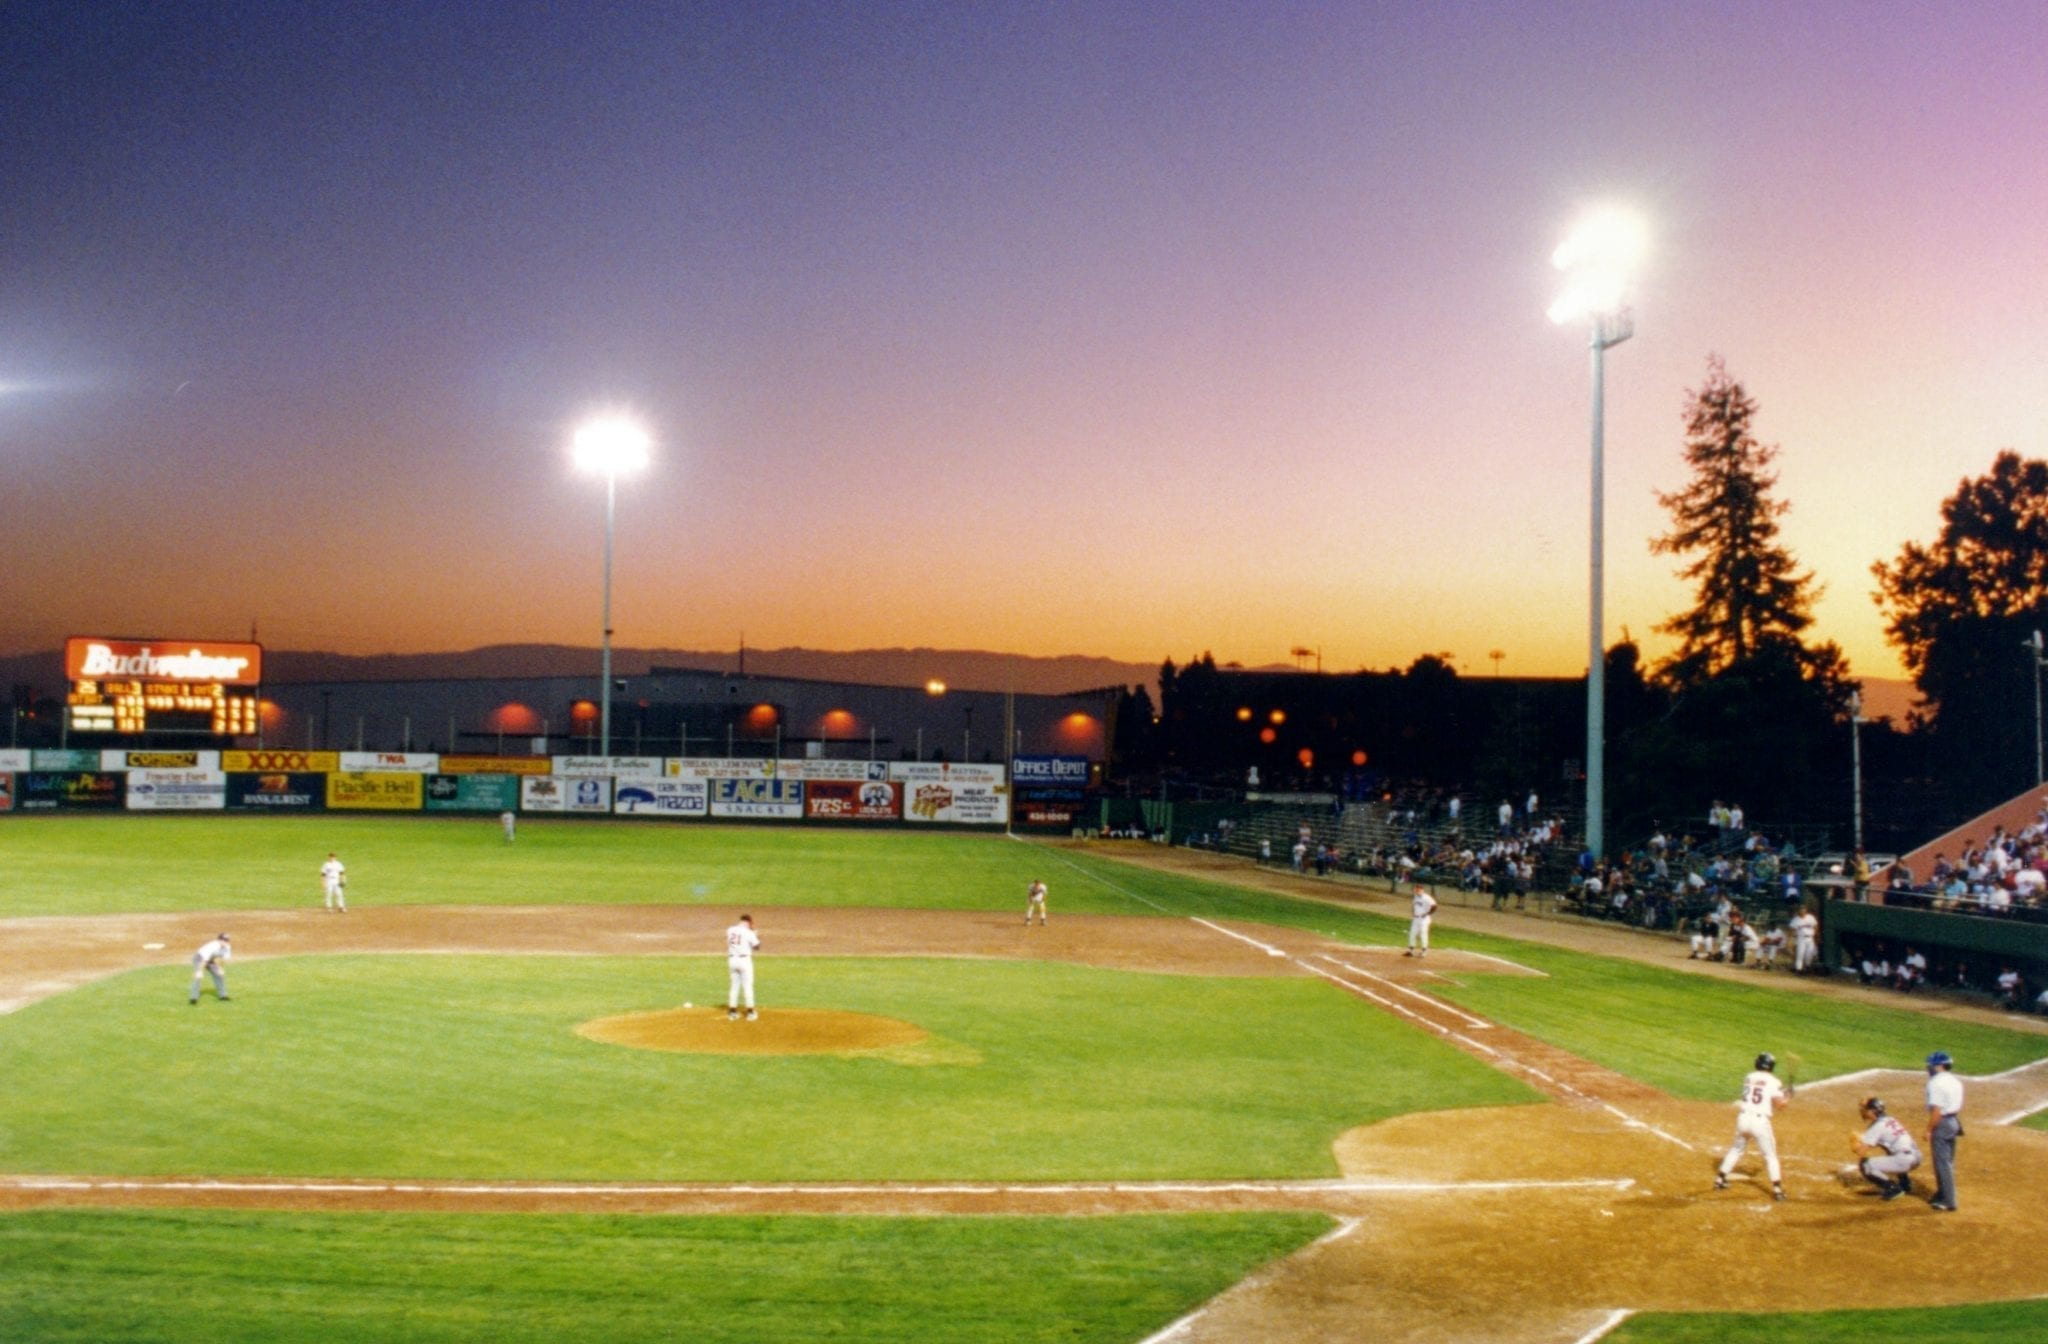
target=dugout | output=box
[1822,896,2048,991]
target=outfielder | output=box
[189,933,232,1005]
[1025,879,1048,926]
[1715,1051,1790,1201]
[725,914,761,1020]
[500,809,517,842]
[1405,885,1437,958]
[1850,1096,1921,1200]
[320,851,347,912]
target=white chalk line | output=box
[1,1176,1633,1198]
[1134,1215,1366,1344]
[1318,955,1493,1030]
[1571,1308,1637,1344]
[1193,917,1290,957]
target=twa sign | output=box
[66,637,263,686]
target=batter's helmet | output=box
[1755,1052,1777,1072]
[1860,1096,1886,1117]
[1926,1050,1953,1070]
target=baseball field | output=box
[4,816,2048,1342]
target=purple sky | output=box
[4,2,2044,679]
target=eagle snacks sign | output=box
[710,777,804,818]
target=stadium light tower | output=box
[1550,205,1646,862]
[572,415,653,759]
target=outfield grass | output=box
[0,954,1536,1180]
[0,1208,1329,1344]
[1611,1298,2048,1343]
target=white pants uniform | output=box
[323,879,345,911]
[1794,934,1816,972]
[1408,915,1432,952]
[1719,1112,1781,1183]
[727,956,756,1010]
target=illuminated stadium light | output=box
[571,413,655,759]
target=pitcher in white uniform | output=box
[725,914,761,1021]
[1715,1051,1790,1200]
[1405,886,1437,958]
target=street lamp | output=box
[1550,205,1646,862]
[1849,689,1867,853]
[2026,631,2046,785]
[572,415,652,760]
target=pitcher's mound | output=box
[577,1007,930,1056]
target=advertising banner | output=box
[710,777,804,818]
[521,775,611,813]
[339,751,439,774]
[65,636,262,685]
[665,757,776,780]
[18,771,124,810]
[784,759,893,783]
[903,776,1010,825]
[804,779,901,821]
[228,772,325,810]
[0,773,13,811]
[32,749,101,772]
[1012,755,1091,790]
[326,772,425,811]
[890,761,1007,786]
[437,755,552,776]
[0,749,29,772]
[424,774,520,811]
[554,756,665,780]
[224,750,341,773]
[614,778,709,818]
[125,769,228,810]
[101,750,222,772]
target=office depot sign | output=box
[65,637,263,686]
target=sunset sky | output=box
[4,3,2043,680]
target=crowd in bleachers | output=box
[1879,807,2048,921]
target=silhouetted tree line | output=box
[1114,359,2048,856]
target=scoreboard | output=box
[64,637,263,737]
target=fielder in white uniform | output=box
[1851,1096,1921,1200]
[1715,1051,1790,1200]
[1405,886,1437,957]
[189,934,232,1004]
[1025,879,1048,926]
[1791,909,1819,972]
[500,809,517,842]
[320,852,347,912]
[726,914,761,1020]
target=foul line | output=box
[1570,1309,1637,1344]
[1194,918,1290,957]
[1136,1216,1364,1344]
[1318,955,1492,1030]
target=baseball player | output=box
[1758,923,1786,971]
[189,933,232,1005]
[1924,1050,1964,1211]
[1850,1096,1921,1200]
[1404,885,1437,958]
[725,914,761,1020]
[1791,907,1819,973]
[1025,879,1048,926]
[500,809,517,842]
[1715,1051,1791,1201]
[320,851,347,912]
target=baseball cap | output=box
[1926,1050,1953,1069]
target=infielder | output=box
[1405,885,1437,958]
[1850,1096,1921,1200]
[1791,907,1819,972]
[189,933,232,1005]
[320,851,347,912]
[726,914,761,1020]
[1025,879,1048,926]
[1715,1051,1790,1201]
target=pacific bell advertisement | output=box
[326,772,425,811]
[803,779,901,820]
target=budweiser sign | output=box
[66,638,263,686]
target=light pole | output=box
[572,415,652,761]
[1550,205,1646,863]
[2026,631,2045,785]
[1849,689,1866,853]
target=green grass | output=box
[0,1208,1329,1344]
[1610,1299,2048,1343]
[0,954,1536,1180]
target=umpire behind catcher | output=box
[1924,1050,1964,1212]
